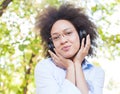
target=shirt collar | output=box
[50,58,93,70]
[82,59,93,70]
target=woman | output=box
[34,3,105,94]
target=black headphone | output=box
[48,41,55,53]
[79,30,87,45]
[48,30,87,53]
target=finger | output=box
[54,48,61,57]
[80,38,85,49]
[48,50,54,56]
[54,48,63,59]
[53,48,59,56]
[48,50,54,59]
[48,50,53,57]
[86,34,91,45]
[48,50,58,60]
[48,50,64,68]
[85,35,91,50]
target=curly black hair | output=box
[35,3,98,58]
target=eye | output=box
[52,35,60,40]
[65,31,72,35]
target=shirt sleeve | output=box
[88,67,105,94]
[34,62,81,94]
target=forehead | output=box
[51,20,76,34]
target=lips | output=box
[62,45,71,51]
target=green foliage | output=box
[0,0,61,94]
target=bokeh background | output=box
[0,0,120,94]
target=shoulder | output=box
[36,58,52,66]
[85,59,104,75]
[34,58,54,73]
[93,66,104,74]
[91,66,105,78]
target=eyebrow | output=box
[51,28,72,35]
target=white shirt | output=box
[34,58,105,94]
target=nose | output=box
[60,35,68,44]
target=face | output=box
[50,20,80,59]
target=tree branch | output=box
[23,53,35,94]
[0,0,12,16]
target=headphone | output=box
[79,30,87,45]
[48,41,55,53]
[48,30,87,53]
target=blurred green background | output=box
[0,0,120,94]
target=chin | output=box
[62,54,74,59]
[60,50,78,59]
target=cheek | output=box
[70,34,80,52]
[72,34,80,43]
[74,37,80,48]
[53,42,60,51]
[54,44,61,54]
[53,42,58,48]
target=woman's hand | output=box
[48,49,74,70]
[73,34,91,64]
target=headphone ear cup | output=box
[79,30,83,41]
[79,30,87,44]
[48,42,55,53]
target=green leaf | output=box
[18,44,26,51]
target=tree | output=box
[0,0,12,16]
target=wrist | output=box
[67,63,74,71]
[74,62,82,67]
[73,58,83,64]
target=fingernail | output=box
[82,38,85,41]
[53,48,56,52]
[48,50,51,53]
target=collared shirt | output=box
[34,58,105,94]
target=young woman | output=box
[34,3,105,94]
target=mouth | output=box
[62,45,71,51]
